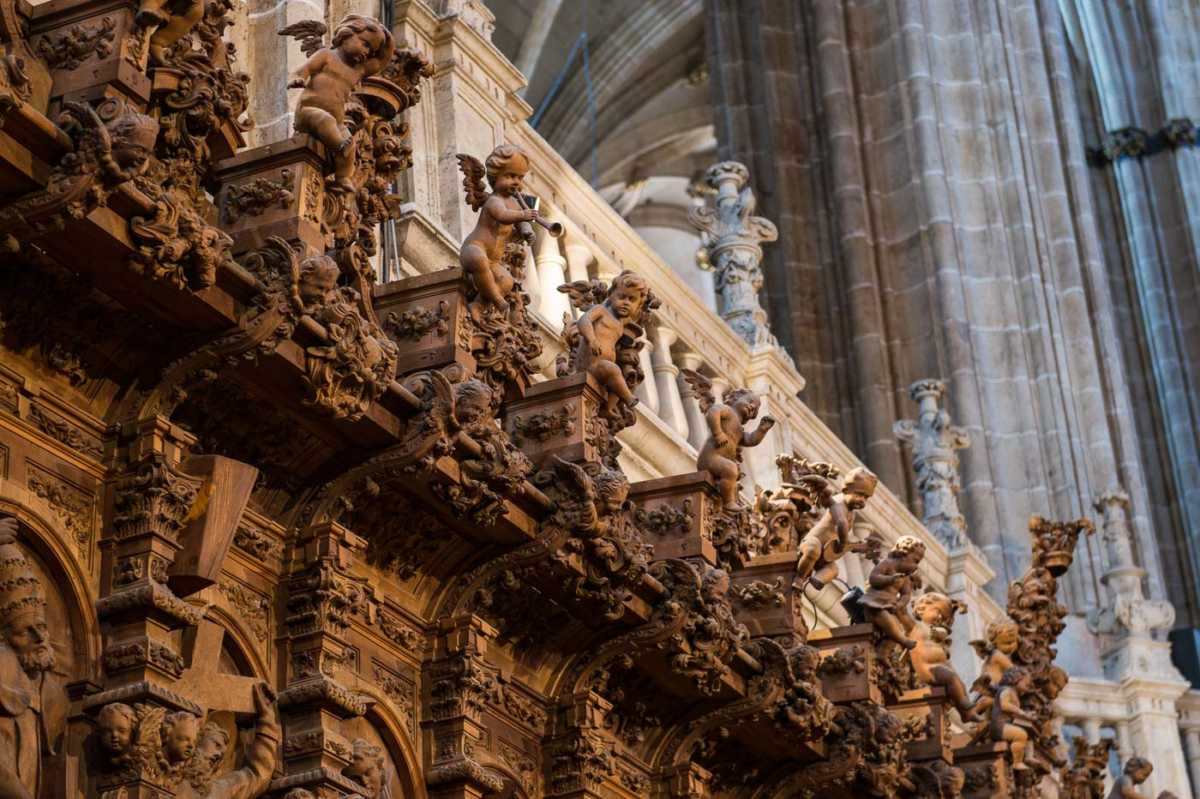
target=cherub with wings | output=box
[681,370,775,511]
[281,15,395,192]
[455,145,538,316]
[792,465,878,591]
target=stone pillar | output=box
[1122,681,1192,797]
[944,544,997,685]
[688,161,778,348]
[650,325,689,438]
[393,0,529,239]
[676,351,709,451]
[534,216,570,329]
[1115,720,1132,764]
[1083,717,1102,744]
[893,379,970,551]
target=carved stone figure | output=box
[343,738,392,798]
[1087,488,1175,644]
[893,378,970,550]
[907,592,979,721]
[861,535,925,650]
[96,684,278,797]
[990,666,1036,771]
[688,161,779,347]
[680,371,775,512]
[0,516,64,799]
[1107,756,1154,799]
[286,16,396,191]
[558,272,656,426]
[792,467,878,591]
[456,145,537,316]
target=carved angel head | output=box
[839,467,878,510]
[97,702,137,758]
[605,271,649,321]
[298,254,341,307]
[725,387,760,421]
[483,144,530,197]
[332,15,392,67]
[160,711,200,765]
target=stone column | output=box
[893,379,970,551]
[688,161,778,348]
[393,0,528,238]
[676,351,709,451]
[1115,720,1132,765]
[1083,717,1102,744]
[650,325,689,439]
[534,212,570,329]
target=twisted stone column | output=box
[688,161,778,348]
[893,379,970,551]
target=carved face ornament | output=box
[5,608,53,674]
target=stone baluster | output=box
[534,209,570,329]
[521,243,542,315]
[676,351,709,451]
[564,239,594,286]
[893,378,970,551]
[636,340,661,413]
[650,324,689,438]
[1115,720,1133,764]
[1184,727,1200,794]
[1083,717,1102,744]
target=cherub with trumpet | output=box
[456,144,561,318]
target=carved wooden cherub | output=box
[990,666,1037,771]
[97,702,137,768]
[284,15,396,192]
[792,466,878,591]
[862,535,925,649]
[136,0,205,64]
[908,592,980,720]
[456,145,537,316]
[681,371,776,512]
[1107,757,1154,799]
[343,738,391,798]
[562,271,652,420]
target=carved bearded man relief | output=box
[0,517,65,799]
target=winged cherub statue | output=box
[680,370,775,512]
[455,145,538,317]
[281,16,396,192]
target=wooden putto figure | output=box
[862,535,925,649]
[792,466,878,591]
[558,272,656,426]
[1108,757,1154,799]
[456,144,537,316]
[286,15,396,191]
[681,371,775,512]
[908,591,980,721]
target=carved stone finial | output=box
[689,161,779,348]
[894,377,970,550]
[1087,487,1175,646]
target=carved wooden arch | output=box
[344,684,427,799]
[0,485,102,671]
[201,603,270,684]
